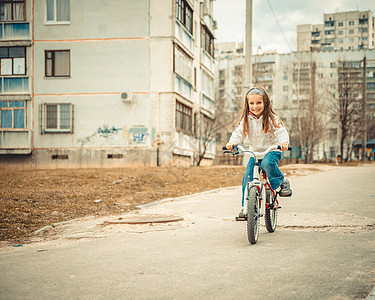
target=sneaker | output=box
[238,209,246,218]
[279,179,292,197]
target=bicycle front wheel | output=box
[265,190,277,233]
[247,187,260,244]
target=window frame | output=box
[175,0,193,34]
[175,100,192,135]
[201,24,214,57]
[0,47,26,76]
[0,100,26,129]
[45,0,71,24]
[45,50,71,78]
[42,102,73,133]
[0,0,25,21]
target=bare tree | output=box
[292,61,327,163]
[333,61,362,162]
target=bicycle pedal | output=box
[235,216,247,221]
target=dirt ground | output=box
[0,163,340,244]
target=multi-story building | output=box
[0,0,32,156]
[0,0,217,168]
[298,10,375,51]
[215,42,375,161]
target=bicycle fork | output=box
[245,164,266,218]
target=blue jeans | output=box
[241,151,284,205]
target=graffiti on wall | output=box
[78,125,153,146]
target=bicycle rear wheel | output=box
[265,190,277,233]
[247,187,260,244]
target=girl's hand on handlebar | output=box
[280,143,289,151]
[226,143,234,151]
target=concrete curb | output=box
[32,186,240,236]
[32,216,97,235]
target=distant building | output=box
[297,10,374,51]
[0,0,217,168]
[215,42,375,161]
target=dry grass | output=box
[0,166,246,244]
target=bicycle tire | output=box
[247,187,260,244]
[265,190,277,233]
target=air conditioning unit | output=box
[121,92,134,103]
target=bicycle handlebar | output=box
[222,144,292,158]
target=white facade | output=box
[0,0,217,168]
[298,10,375,52]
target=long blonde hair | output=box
[238,86,282,136]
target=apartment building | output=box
[0,0,217,168]
[215,41,375,161]
[298,10,374,51]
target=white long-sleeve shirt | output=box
[228,114,289,152]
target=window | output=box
[176,101,192,134]
[359,28,368,33]
[325,30,334,35]
[46,0,70,22]
[338,22,343,27]
[349,29,354,34]
[175,0,193,34]
[283,75,288,80]
[325,21,335,27]
[43,103,73,132]
[348,20,354,26]
[0,77,28,93]
[312,31,320,37]
[349,38,354,43]
[0,100,25,128]
[330,62,336,68]
[324,38,334,44]
[201,113,214,139]
[283,86,288,92]
[174,44,193,84]
[338,30,343,35]
[201,25,214,57]
[0,0,25,21]
[45,50,70,77]
[0,47,26,75]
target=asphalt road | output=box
[1,165,374,300]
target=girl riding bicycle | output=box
[225,86,292,218]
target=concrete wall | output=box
[1,0,217,169]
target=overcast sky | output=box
[213,0,375,53]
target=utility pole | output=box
[361,53,367,161]
[244,0,252,88]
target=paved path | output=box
[1,165,374,299]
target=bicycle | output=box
[222,144,292,244]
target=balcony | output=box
[0,77,29,94]
[0,129,31,154]
[201,49,215,74]
[0,22,31,46]
[175,21,194,54]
